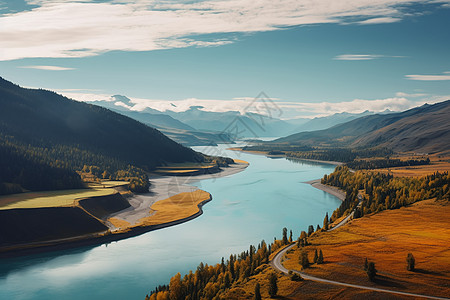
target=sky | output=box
[0,0,449,119]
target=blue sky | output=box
[0,0,449,118]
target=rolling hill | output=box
[274,100,450,154]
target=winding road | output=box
[270,192,449,299]
[271,243,449,299]
[328,193,363,231]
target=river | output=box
[0,144,341,300]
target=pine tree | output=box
[308,225,314,236]
[254,282,261,300]
[229,255,235,279]
[313,249,318,264]
[300,249,310,269]
[323,212,329,230]
[406,253,415,271]
[268,272,278,298]
[221,257,226,273]
[317,249,324,264]
[282,227,288,245]
[224,272,231,288]
[367,262,377,281]
[289,230,293,243]
[169,272,183,300]
[299,231,308,246]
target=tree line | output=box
[321,166,450,222]
[346,157,430,170]
[244,144,394,163]
[145,228,299,300]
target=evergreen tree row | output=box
[346,157,430,170]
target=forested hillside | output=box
[274,100,450,155]
[0,77,203,194]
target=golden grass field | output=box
[155,169,199,174]
[156,162,215,169]
[154,163,217,175]
[136,190,211,226]
[0,188,116,210]
[378,155,450,177]
[233,159,250,164]
[108,217,132,231]
[281,198,450,299]
[87,181,129,188]
[219,198,450,299]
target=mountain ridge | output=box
[274,100,450,154]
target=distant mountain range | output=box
[91,96,385,142]
[275,100,450,154]
[288,110,388,133]
[91,97,233,146]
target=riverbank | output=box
[228,147,343,166]
[108,160,248,229]
[0,160,249,258]
[306,179,346,201]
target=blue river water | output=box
[0,144,340,300]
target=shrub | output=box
[406,253,415,271]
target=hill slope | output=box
[275,100,450,154]
[0,77,202,193]
[353,101,450,153]
[289,110,377,134]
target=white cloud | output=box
[19,65,75,70]
[358,16,402,24]
[334,54,382,60]
[405,72,450,81]
[334,54,405,60]
[1,0,449,60]
[114,101,133,110]
[56,89,449,119]
[395,92,427,97]
[286,97,413,117]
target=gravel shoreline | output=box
[108,161,249,228]
[306,179,346,201]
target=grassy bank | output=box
[281,198,450,299]
[0,188,117,210]
[136,190,211,226]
